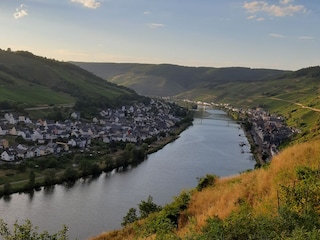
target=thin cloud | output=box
[14,4,28,19]
[269,33,286,38]
[144,11,152,15]
[280,0,293,5]
[71,0,101,9]
[298,36,314,40]
[243,0,307,18]
[247,14,264,21]
[147,23,165,29]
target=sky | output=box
[0,0,319,70]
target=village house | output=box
[0,139,9,149]
[1,148,17,161]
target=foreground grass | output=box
[91,139,320,240]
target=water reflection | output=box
[43,185,55,196]
[28,190,35,201]
[3,195,11,202]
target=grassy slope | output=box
[0,50,137,107]
[91,139,320,240]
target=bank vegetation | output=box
[91,139,320,240]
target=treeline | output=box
[0,142,149,196]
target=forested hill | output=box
[73,62,288,97]
[0,49,140,111]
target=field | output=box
[0,85,75,105]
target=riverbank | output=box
[0,118,193,196]
[226,109,265,167]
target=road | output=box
[25,103,75,111]
[269,97,320,113]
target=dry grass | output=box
[91,140,320,240]
[178,140,320,237]
[89,227,137,240]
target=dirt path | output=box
[25,103,74,111]
[269,97,320,113]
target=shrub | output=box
[196,174,218,191]
[0,219,68,240]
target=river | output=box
[0,109,255,240]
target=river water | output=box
[0,109,255,240]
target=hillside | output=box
[91,139,320,240]
[201,66,320,144]
[0,50,139,111]
[73,62,288,97]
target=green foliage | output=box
[3,183,12,195]
[125,192,191,238]
[0,219,68,240]
[43,169,56,185]
[121,208,138,227]
[62,167,78,182]
[138,212,177,239]
[196,174,217,191]
[137,193,191,238]
[138,195,162,219]
[28,171,35,188]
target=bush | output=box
[196,174,217,191]
[138,195,162,219]
[0,219,68,240]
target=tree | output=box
[138,195,162,218]
[3,183,12,195]
[0,219,68,240]
[122,208,138,226]
[62,167,78,182]
[91,163,102,176]
[44,169,56,185]
[28,171,35,189]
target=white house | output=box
[1,149,16,161]
[0,126,8,136]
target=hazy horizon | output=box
[1,0,319,71]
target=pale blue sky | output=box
[0,0,319,70]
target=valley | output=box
[0,50,320,240]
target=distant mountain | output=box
[0,50,140,111]
[74,62,288,97]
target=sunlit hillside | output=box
[0,50,139,109]
[91,140,320,239]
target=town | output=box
[0,99,185,162]
[1,97,298,165]
[224,104,299,163]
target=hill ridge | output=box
[0,50,140,112]
[73,62,289,97]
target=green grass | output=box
[0,49,138,108]
[0,86,75,105]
